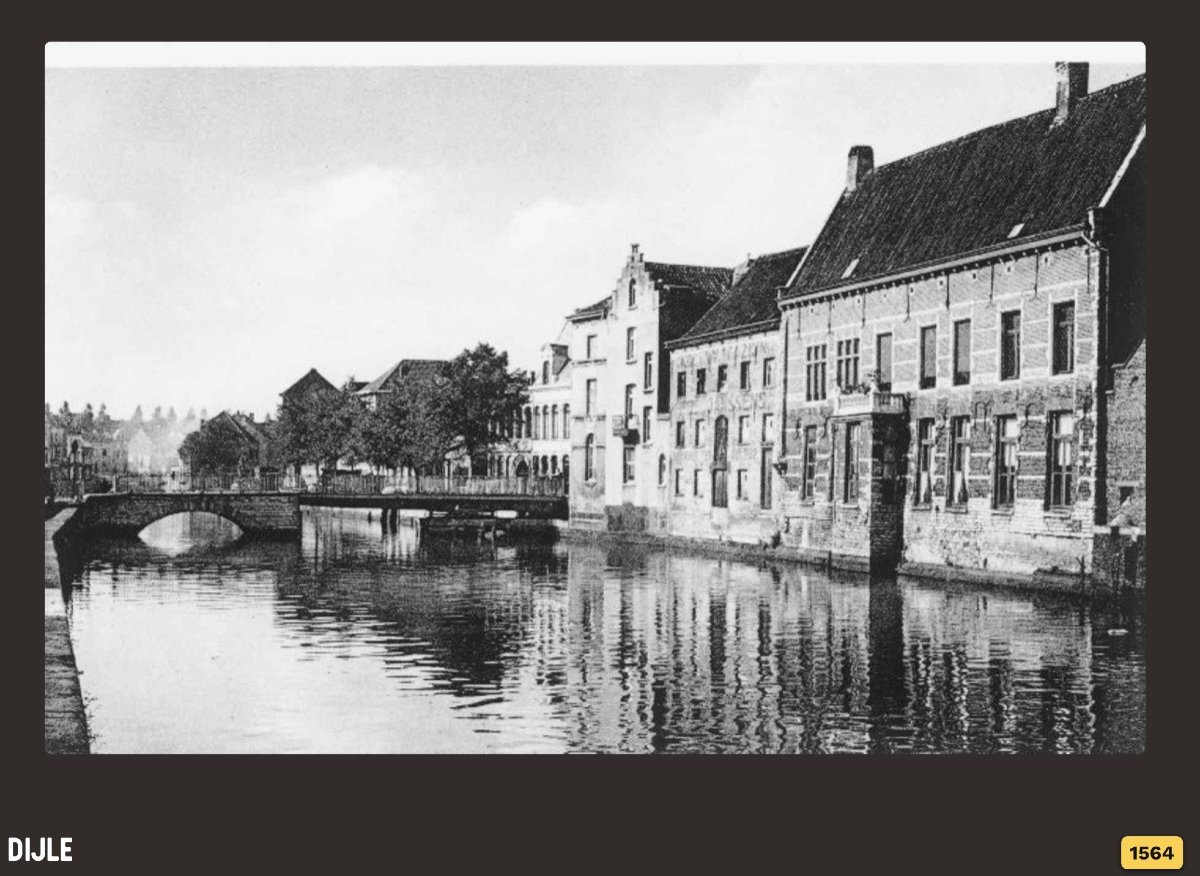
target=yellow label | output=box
[1122,836,1183,870]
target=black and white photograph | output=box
[43,42,1146,757]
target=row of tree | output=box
[276,343,530,478]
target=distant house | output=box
[280,367,340,406]
[357,359,446,411]
[184,410,272,477]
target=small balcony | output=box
[834,387,907,417]
[612,414,641,444]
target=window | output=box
[677,371,687,399]
[802,426,818,500]
[994,415,1019,507]
[713,416,728,463]
[805,345,827,401]
[628,277,637,308]
[761,413,775,445]
[836,339,860,390]
[674,469,683,496]
[543,406,550,440]
[915,418,935,505]
[739,361,751,390]
[624,384,635,420]
[585,379,597,416]
[920,325,937,389]
[675,421,685,448]
[876,333,893,390]
[1000,311,1021,380]
[716,364,728,391]
[762,357,776,388]
[584,434,596,481]
[542,361,550,385]
[658,454,667,486]
[696,368,707,395]
[738,415,749,444]
[524,407,532,437]
[1047,411,1075,507]
[642,406,652,442]
[551,404,559,439]
[626,327,636,361]
[1053,302,1075,374]
[760,449,773,509]
[844,422,861,502]
[563,405,570,439]
[948,416,971,506]
[695,419,706,447]
[533,407,541,440]
[644,352,653,389]
[623,445,635,483]
[585,334,597,359]
[712,469,728,508]
[693,469,701,497]
[736,469,748,500]
[953,319,971,385]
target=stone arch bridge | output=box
[70,492,301,537]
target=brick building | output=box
[567,245,731,532]
[774,64,1145,582]
[664,247,807,543]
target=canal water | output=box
[60,508,1145,754]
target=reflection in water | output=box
[62,508,1145,754]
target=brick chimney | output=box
[846,145,874,193]
[1054,62,1089,125]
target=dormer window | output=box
[542,361,550,385]
[628,277,636,308]
[842,258,859,280]
[1007,222,1025,239]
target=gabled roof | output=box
[644,262,733,298]
[280,367,338,400]
[674,247,808,346]
[359,359,447,395]
[568,295,611,322]
[787,73,1146,299]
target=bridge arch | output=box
[74,492,300,537]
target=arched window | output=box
[628,276,637,308]
[584,434,595,481]
[551,456,558,475]
[533,407,541,440]
[551,405,559,439]
[543,406,550,440]
[524,407,532,438]
[563,404,570,439]
[543,361,550,384]
[658,454,667,485]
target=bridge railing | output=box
[311,474,566,498]
[112,472,299,494]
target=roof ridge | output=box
[872,72,1145,176]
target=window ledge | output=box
[1044,507,1075,516]
[944,505,970,514]
[991,507,1015,516]
[912,503,934,512]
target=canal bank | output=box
[558,526,1129,598]
[44,508,89,754]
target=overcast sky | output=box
[45,52,1144,420]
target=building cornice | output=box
[778,226,1087,309]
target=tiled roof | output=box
[568,295,611,321]
[676,247,807,344]
[788,74,1146,298]
[359,359,447,395]
[644,262,733,298]
[280,367,338,399]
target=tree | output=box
[442,343,529,476]
[178,416,257,476]
[275,387,362,478]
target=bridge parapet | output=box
[73,492,301,537]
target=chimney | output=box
[732,253,753,285]
[846,145,874,193]
[631,243,641,262]
[1054,62,1089,124]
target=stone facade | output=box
[666,329,783,544]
